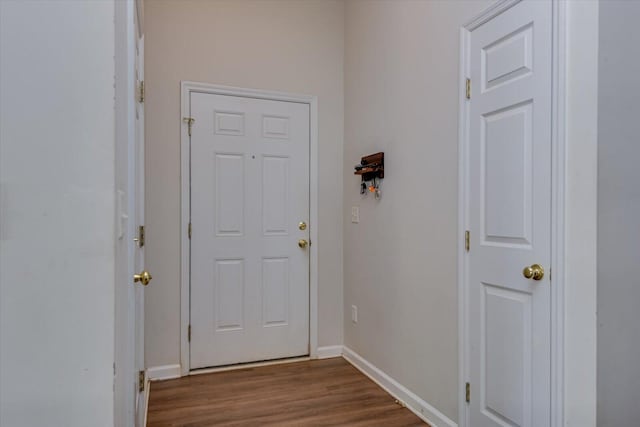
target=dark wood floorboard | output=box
[147,358,429,426]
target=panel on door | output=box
[190,92,310,369]
[467,1,552,427]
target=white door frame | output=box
[180,82,319,375]
[114,0,140,425]
[134,33,147,427]
[457,1,566,426]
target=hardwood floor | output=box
[147,358,428,426]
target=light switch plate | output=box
[351,206,359,223]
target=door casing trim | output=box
[180,81,319,375]
[457,1,566,426]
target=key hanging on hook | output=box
[368,176,377,194]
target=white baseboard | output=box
[316,345,343,359]
[143,374,150,427]
[342,346,457,427]
[147,364,182,381]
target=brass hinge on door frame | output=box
[465,230,470,252]
[137,80,144,103]
[465,382,470,403]
[465,78,471,100]
[183,117,195,137]
[134,225,145,247]
[188,324,191,342]
[188,222,192,239]
[138,370,145,392]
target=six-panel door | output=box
[468,1,552,426]
[190,93,310,369]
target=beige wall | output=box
[145,0,345,368]
[343,0,492,423]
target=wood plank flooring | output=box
[147,358,428,426]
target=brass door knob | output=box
[523,264,544,281]
[133,270,152,286]
[298,221,307,231]
[298,239,308,249]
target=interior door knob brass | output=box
[298,239,308,249]
[522,264,544,281]
[133,270,152,286]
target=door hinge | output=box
[188,222,192,239]
[137,80,145,103]
[465,230,470,252]
[188,324,191,342]
[138,370,145,393]
[466,382,471,403]
[183,117,195,137]
[134,225,145,247]
[465,78,471,100]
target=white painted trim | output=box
[135,0,144,38]
[456,23,471,427]
[143,373,150,427]
[316,345,343,359]
[457,1,567,426]
[147,364,182,382]
[342,347,456,427]
[181,82,318,105]
[179,82,191,377]
[549,2,567,426]
[463,0,522,31]
[179,82,319,374]
[308,97,319,359]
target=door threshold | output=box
[189,355,311,376]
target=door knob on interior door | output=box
[522,264,544,281]
[133,270,152,286]
[298,239,308,249]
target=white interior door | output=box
[466,1,552,426]
[133,30,146,427]
[113,2,136,425]
[190,92,310,369]
[114,2,144,426]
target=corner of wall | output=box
[564,1,599,425]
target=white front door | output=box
[190,93,310,369]
[466,1,552,426]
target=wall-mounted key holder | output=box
[354,152,384,199]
